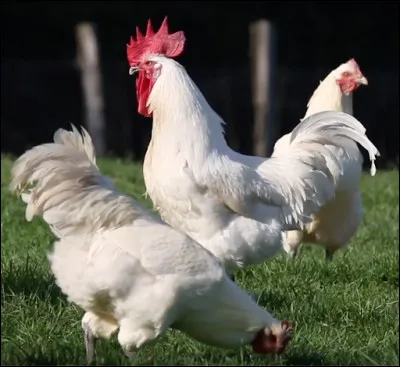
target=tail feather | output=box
[263,111,379,228]
[10,125,147,238]
[290,111,380,176]
[53,124,97,165]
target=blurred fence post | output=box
[249,19,278,157]
[75,22,106,156]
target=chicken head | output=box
[334,58,368,95]
[252,321,293,354]
[127,17,186,117]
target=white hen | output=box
[273,58,376,260]
[126,18,379,277]
[10,126,293,363]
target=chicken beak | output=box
[358,76,368,85]
[129,66,139,75]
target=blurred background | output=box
[1,1,399,167]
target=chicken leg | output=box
[325,249,335,262]
[288,249,299,260]
[83,321,97,365]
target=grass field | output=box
[1,155,399,366]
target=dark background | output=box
[1,1,399,167]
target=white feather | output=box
[273,60,379,259]
[141,55,379,273]
[10,125,286,354]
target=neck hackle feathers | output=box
[126,17,186,66]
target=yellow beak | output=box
[129,66,139,75]
[358,76,368,85]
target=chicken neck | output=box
[147,59,229,169]
[303,71,353,119]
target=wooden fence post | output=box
[75,22,106,156]
[249,20,278,157]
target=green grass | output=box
[1,154,399,366]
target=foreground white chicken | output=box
[10,126,293,363]
[126,18,379,277]
[273,58,377,260]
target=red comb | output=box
[126,17,186,66]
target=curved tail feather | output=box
[10,125,146,238]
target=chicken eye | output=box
[342,72,351,77]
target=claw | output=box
[83,322,97,365]
[272,321,293,354]
[282,320,294,335]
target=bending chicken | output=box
[10,126,293,363]
[273,58,376,260]
[126,18,379,277]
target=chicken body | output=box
[134,55,378,276]
[272,59,374,260]
[10,127,293,362]
[145,135,283,273]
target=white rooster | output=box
[10,126,294,363]
[126,18,379,278]
[273,58,375,260]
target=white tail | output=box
[265,111,380,227]
[10,125,147,238]
[290,111,380,176]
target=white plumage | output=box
[10,126,293,362]
[273,59,378,260]
[133,55,378,275]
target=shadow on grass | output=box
[284,351,328,366]
[1,346,83,366]
[4,351,333,367]
[8,355,62,367]
[1,257,67,305]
